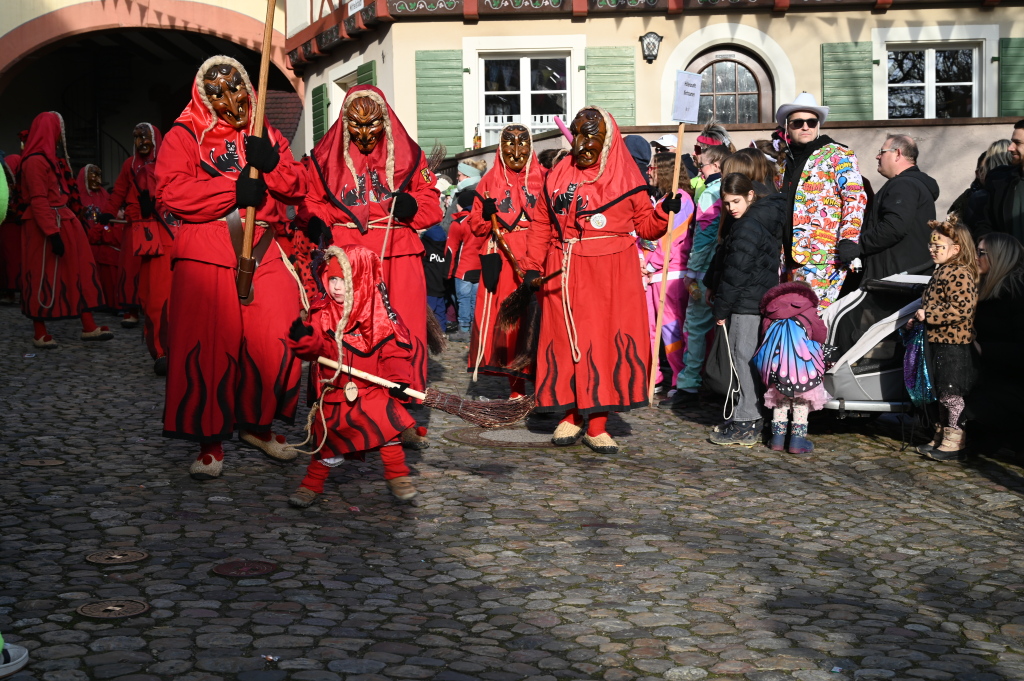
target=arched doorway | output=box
[687,48,774,125]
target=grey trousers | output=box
[729,313,763,422]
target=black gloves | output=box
[97,213,114,226]
[288,318,313,342]
[463,269,480,284]
[48,233,65,257]
[523,270,541,287]
[138,190,156,219]
[393,192,418,221]
[236,168,267,208]
[660,192,683,216]
[305,216,332,245]
[245,135,280,173]
[481,197,498,221]
[388,382,410,399]
[836,239,861,265]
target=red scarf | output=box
[131,122,163,195]
[543,108,647,234]
[312,244,412,356]
[309,85,427,230]
[474,127,546,230]
[172,56,256,180]
[21,111,81,215]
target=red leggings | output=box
[300,444,409,493]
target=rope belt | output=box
[37,208,62,310]
[560,234,623,363]
[332,203,397,260]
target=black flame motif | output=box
[533,330,648,413]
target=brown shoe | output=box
[32,335,58,349]
[120,315,139,328]
[189,456,223,480]
[387,476,418,501]
[917,423,944,455]
[925,427,965,461]
[288,487,319,508]
[81,326,114,341]
[551,420,583,446]
[582,432,619,455]
[400,426,427,450]
[240,431,298,462]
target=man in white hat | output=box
[651,134,678,153]
[777,92,867,310]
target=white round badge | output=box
[590,213,607,230]
[344,381,359,402]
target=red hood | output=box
[760,281,820,319]
[475,125,546,229]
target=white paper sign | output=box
[671,70,702,124]
[348,0,365,14]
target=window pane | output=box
[699,68,714,94]
[715,94,736,123]
[936,49,973,83]
[936,85,972,118]
[714,62,735,93]
[484,59,519,92]
[698,95,714,123]
[736,65,757,93]
[531,58,566,91]
[888,51,924,84]
[531,93,565,116]
[485,94,520,116]
[888,86,924,118]
[737,94,758,123]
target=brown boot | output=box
[917,423,944,455]
[400,427,427,450]
[925,427,965,461]
[387,476,418,500]
[288,487,319,508]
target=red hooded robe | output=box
[467,126,546,380]
[523,108,668,414]
[1,153,22,293]
[303,85,442,392]
[77,164,120,309]
[18,112,105,320]
[156,56,307,442]
[288,244,416,461]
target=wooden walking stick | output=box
[235,0,277,301]
[648,123,687,404]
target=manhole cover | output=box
[22,459,66,466]
[212,560,276,577]
[77,599,150,618]
[85,549,149,565]
[443,427,556,449]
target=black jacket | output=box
[975,164,1024,240]
[712,193,786,320]
[966,288,1024,424]
[860,165,939,281]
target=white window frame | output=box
[479,54,570,147]
[462,35,586,151]
[871,24,999,120]
[885,44,978,120]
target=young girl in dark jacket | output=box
[709,173,786,446]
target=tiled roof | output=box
[265,89,303,142]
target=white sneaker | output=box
[0,643,29,678]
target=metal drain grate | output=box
[212,560,277,577]
[85,549,149,565]
[77,599,150,618]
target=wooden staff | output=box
[485,193,525,280]
[648,123,687,404]
[236,0,277,300]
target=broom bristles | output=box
[426,305,448,355]
[424,388,534,428]
[496,269,561,332]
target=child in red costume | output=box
[523,107,676,454]
[156,56,308,480]
[287,244,418,507]
[103,123,173,372]
[19,111,112,348]
[469,124,546,397]
[301,85,442,402]
[77,164,122,313]
[1,153,23,305]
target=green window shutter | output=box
[415,50,465,152]
[585,47,636,126]
[357,60,377,86]
[1000,38,1024,117]
[312,83,330,143]
[821,42,873,121]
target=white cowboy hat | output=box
[775,92,829,129]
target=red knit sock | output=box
[559,409,583,428]
[587,412,608,437]
[196,441,224,463]
[33,321,48,340]
[509,377,527,399]
[299,459,331,494]
[80,313,97,333]
[380,443,410,480]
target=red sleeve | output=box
[379,337,415,385]
[446,219,466,277]
[405,163,443,231]
[155,127,237,222]
[263,125,308,205]
[468,194,490,237]
[287,325,334,363]
[632,193,669,242]
[523,197,555,272]
[22,156,60,236]
[103,159,133,215]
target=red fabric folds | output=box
[471,136,546,233]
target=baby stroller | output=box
[821,273,931,415]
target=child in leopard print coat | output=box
[914,216,979,459]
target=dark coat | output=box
[712,192,786,320]
[859,165,939,281]
[966,287,1024,425]
[975,163,1024,240]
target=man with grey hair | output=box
[855,133,939,281]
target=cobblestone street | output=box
[6,305,1024,681]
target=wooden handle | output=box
[489,214,526,280]
[316,356,428,401]
[236,0,277,299]
[648,122,687,404]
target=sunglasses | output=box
[788,118,819,130]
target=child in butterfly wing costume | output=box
[753,282,830,454]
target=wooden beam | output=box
[773,0,790,11]
[573,0,587,19]
[874,0,893,10]
[463,0,478,22]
